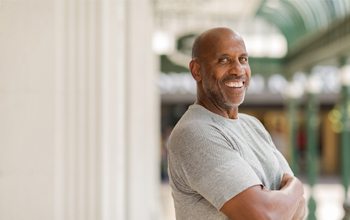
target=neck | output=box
[196,99,239,119]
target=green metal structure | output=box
[256,0,350,49]
[306,91,319,220]
[287,98,299,176]
[341,81,350,220]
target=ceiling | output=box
[153,0,350,56]
[257,0,350,48]
[154,0,261,23]
[153,0,269,40]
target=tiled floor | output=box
[161,176,346,220]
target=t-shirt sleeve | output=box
[168,123,262,210]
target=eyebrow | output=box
[217,52,249,57]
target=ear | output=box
[189,59,202,82]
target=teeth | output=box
[225,81,243,88]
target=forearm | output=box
[221,182,305,220]
[263,176,305,220]
[221,175,305,220]
[263,189,302,219]
[292,196,307,220]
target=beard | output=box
[202,74,249,110]
[202,79,247,110]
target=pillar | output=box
[0,1,56,219]
[0,0,160,220]
[305,75,321,220]
[339,64,350,220]
[288,98,300,175]
[321,113,338,174]
[55,0,161,219]
[284,80,304,175]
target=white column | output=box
[0,0,160,219]
[54,0,160,219]
[0,1,56,220]
[54,0,102,219]
[125,0,161,219]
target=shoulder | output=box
[238,113,272,143]
[167,112,232,158]
[238,113,261,124]
[170,105,225,141]
[169,117,224,148]
[238,113,265,130]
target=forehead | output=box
[201,32,247,58]
[214,37,247,56]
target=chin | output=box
[223,100,244,109]
[225,96,246,107]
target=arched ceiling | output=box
[153,0,286,59]
[256,0,350,48]
[154,0,350,53]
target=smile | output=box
[224,81,244,88]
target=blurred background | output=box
[1,0,350,219]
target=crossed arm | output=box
[220,173,306,220]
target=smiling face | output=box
[190,27,251,118]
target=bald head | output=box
[188,27,251,117]
[191,27,243,59]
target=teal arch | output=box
[256,0,350,50]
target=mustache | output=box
[222,75,247,82]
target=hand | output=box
[292,196,306,220]
[280,173,306,220]
[280,173,293,189]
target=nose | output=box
[229,60,244,76]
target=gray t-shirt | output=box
[167,104,293,220]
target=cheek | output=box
[204,70,221,82]
[211,69,226,81]
[245,66,251,76]
[245,67,251,83]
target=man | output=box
[167,27,306,220]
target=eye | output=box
[218,57,229,64]
[239,56,248,63]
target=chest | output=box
[227,125,284,189]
